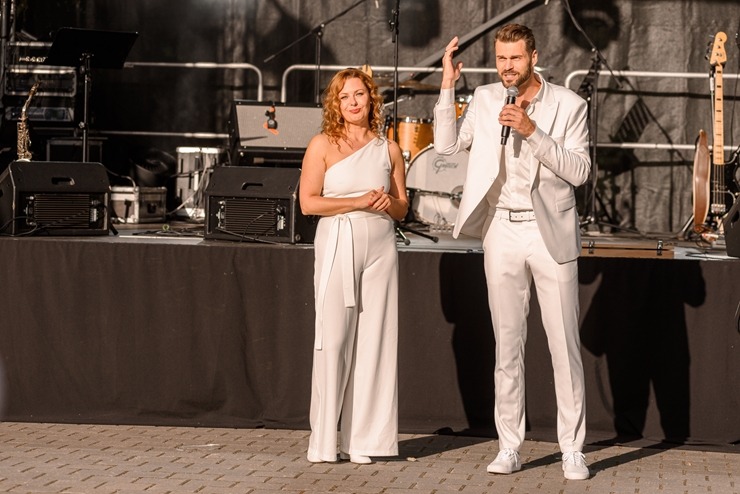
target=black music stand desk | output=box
[45,28,139,162]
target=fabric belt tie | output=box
[315,212,376,350]
[493,208,536,222]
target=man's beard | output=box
[501,64,533,88]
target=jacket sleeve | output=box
[526,95,591,187]
[433,88,472,156]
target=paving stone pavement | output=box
[0,422,738,494]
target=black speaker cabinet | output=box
[228,100,322,167]
[723,195,740,258]
[204,166,317,243]
[0,160,110,236]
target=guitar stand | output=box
[678,214,696,241]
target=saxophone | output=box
[17,82,41,161]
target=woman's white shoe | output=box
[339,452,373,464]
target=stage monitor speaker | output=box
[228,100,322,167]
[204,166,316,243]
[0,160,110,236]
[723,195,740,258]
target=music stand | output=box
[45,28,139,162]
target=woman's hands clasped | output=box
[357,186,392,213]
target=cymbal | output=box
[375,77,439,92]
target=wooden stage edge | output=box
[111,221,737,261]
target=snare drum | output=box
[386,116,434,162]
[405,147,468,226]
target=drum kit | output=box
[174,146,227,220]
[384,94,472,234]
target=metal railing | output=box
[125,61,264,101]
[564,69,740,153]
[280,64,513,102]
[96,61,265,141]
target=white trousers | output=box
[308,213,399,461]
[482,215,586,453]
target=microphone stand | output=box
[562,1,639,236]
[389,0,400,142]
[263,0,366,104]
[387,0,438,244]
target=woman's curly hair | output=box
[322,68,385,145]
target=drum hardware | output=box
[382,94,414,108]
[395,218,438,244]
[406,187,461,234]
[455,94,473,119]
[407,187,463,204]
[174,146,226,220]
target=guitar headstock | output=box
[709,31,727,67]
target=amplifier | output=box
[0,161,110,236]
[47,137,104,162]
[110,186,167,224]
[4,65,77,97]
[204,166,316,243]
[724,196,740,258]
[7,41,52,65]
[228,100,321,166]
[3,103,75,122]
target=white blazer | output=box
[434,77,591,264]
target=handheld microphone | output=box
[500,85,519,145]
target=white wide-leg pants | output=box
[308,213,399,461]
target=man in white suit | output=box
[433,24,591,480]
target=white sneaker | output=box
[562,451,590,480]
[486,449,521,474]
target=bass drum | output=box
[405,147,468,226]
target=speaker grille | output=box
[0,161,110,236]
[213,197,292,240]
[203,166,316,243]
[23,193,107,230]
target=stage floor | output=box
[111,220,736,261]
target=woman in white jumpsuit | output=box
[299,68,409,464]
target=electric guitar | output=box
[693,31,739,233]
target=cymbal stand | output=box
[387,0,438,244]
[562,0,640,236]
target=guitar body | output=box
[692,129,710,231]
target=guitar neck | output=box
[712,46,725,166]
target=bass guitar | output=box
[693,31,739,233]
